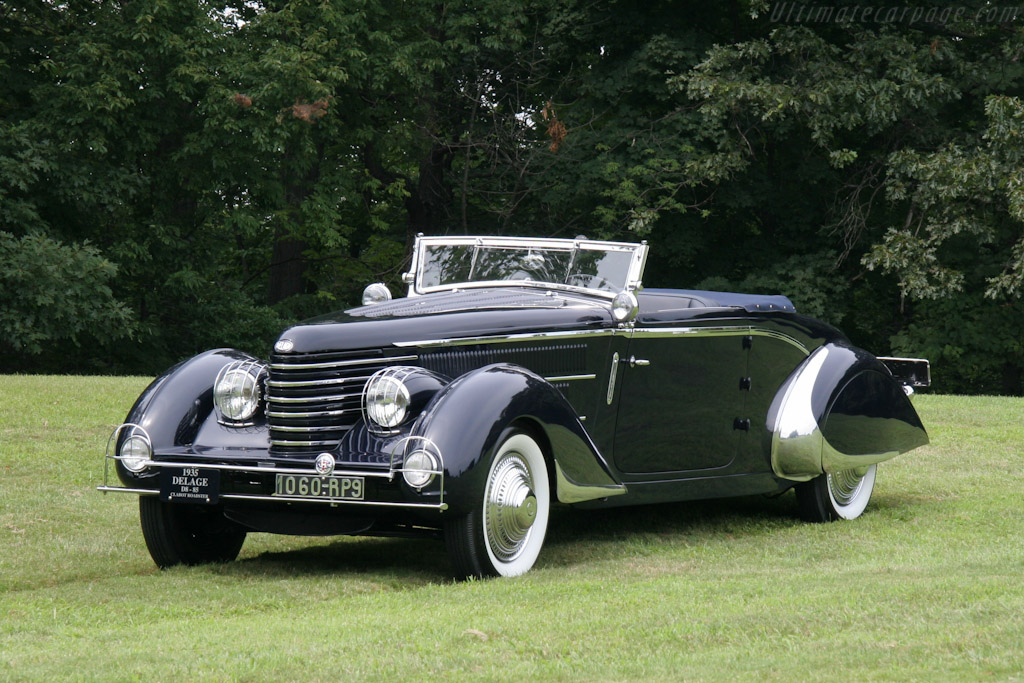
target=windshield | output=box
[412,236,647,297]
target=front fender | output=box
[411,363,624,514]
[768,343,928,481]
[116,349,263,484]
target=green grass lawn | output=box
[1,376,1022,680]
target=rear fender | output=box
[767,343,929,481]
[411,363,624,514]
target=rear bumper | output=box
[878,356,931,388]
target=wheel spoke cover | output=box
[484,451,537,563]
[827,468,867,506]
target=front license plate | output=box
[274,474,364,500]
[160,467,220,504]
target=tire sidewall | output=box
[481,430,550,577]
[827,464,877,520]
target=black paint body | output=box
[115,286,928,534]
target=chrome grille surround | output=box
[266,350,418,455]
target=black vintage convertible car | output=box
[101,235,930,578]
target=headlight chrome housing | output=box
[119,433,152,473]
[213,359,268,426]
[362,366,448,436]
[362,367,414,434]
[611,290,639,324]
[362,282,392,306]
[402,449,440,489]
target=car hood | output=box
[275,288,613,354]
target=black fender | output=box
[115,349,265,485]
[409,363,625,514]
[767,342,929,481]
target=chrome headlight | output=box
[120,434,151,473]
[214,360,267,424]
[362,282,392,305]
[363,368,412,432]
[611,290,639,323]
[403,449,439,489]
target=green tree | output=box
[635,1,1024,392]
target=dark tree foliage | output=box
[1,0,1021,393]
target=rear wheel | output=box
[444,429,550,579]
[796,464,877,522]
[139,497,247,568]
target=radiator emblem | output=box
[315,453,336,476]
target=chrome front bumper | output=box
[99,425,447,511]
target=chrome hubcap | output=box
[827,468,867,507]
[484,452,537,563]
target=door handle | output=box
[624,356,650,368]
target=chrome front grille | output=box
[266,350,418,455]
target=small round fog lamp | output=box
[120,435,151,472]
[403,450,438,489]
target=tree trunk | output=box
[267,228,308,304]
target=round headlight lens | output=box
[362,282,392,306]
[364,374,410,429]
[403,449,438,489]
[214,362,265,423]
[120,435,151,472]
[611,290,639,323]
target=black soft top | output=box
[639,288,796,314]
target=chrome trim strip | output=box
[771,346,828,481]
[267,375,373,388]
[96,487,447,511]
[267,408,359,419]
[98,486,157,496]
[270,439,344,447]
[269,424,348,433]
[394,326,809,354]
[116,460,389,477]
[269,355,417,370]
[629,326,810,354]
[419,279,621,300]
[222,493,447,511]
[554,462,627,504]
[394,329,620,348]
[606,352,619,405]
[267,392,361,404]
[544,373,597,382]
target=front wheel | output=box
[444,429,550,579]
[139,497,247,568]
[795,464,877,522]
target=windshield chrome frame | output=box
[406,235,649,299]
